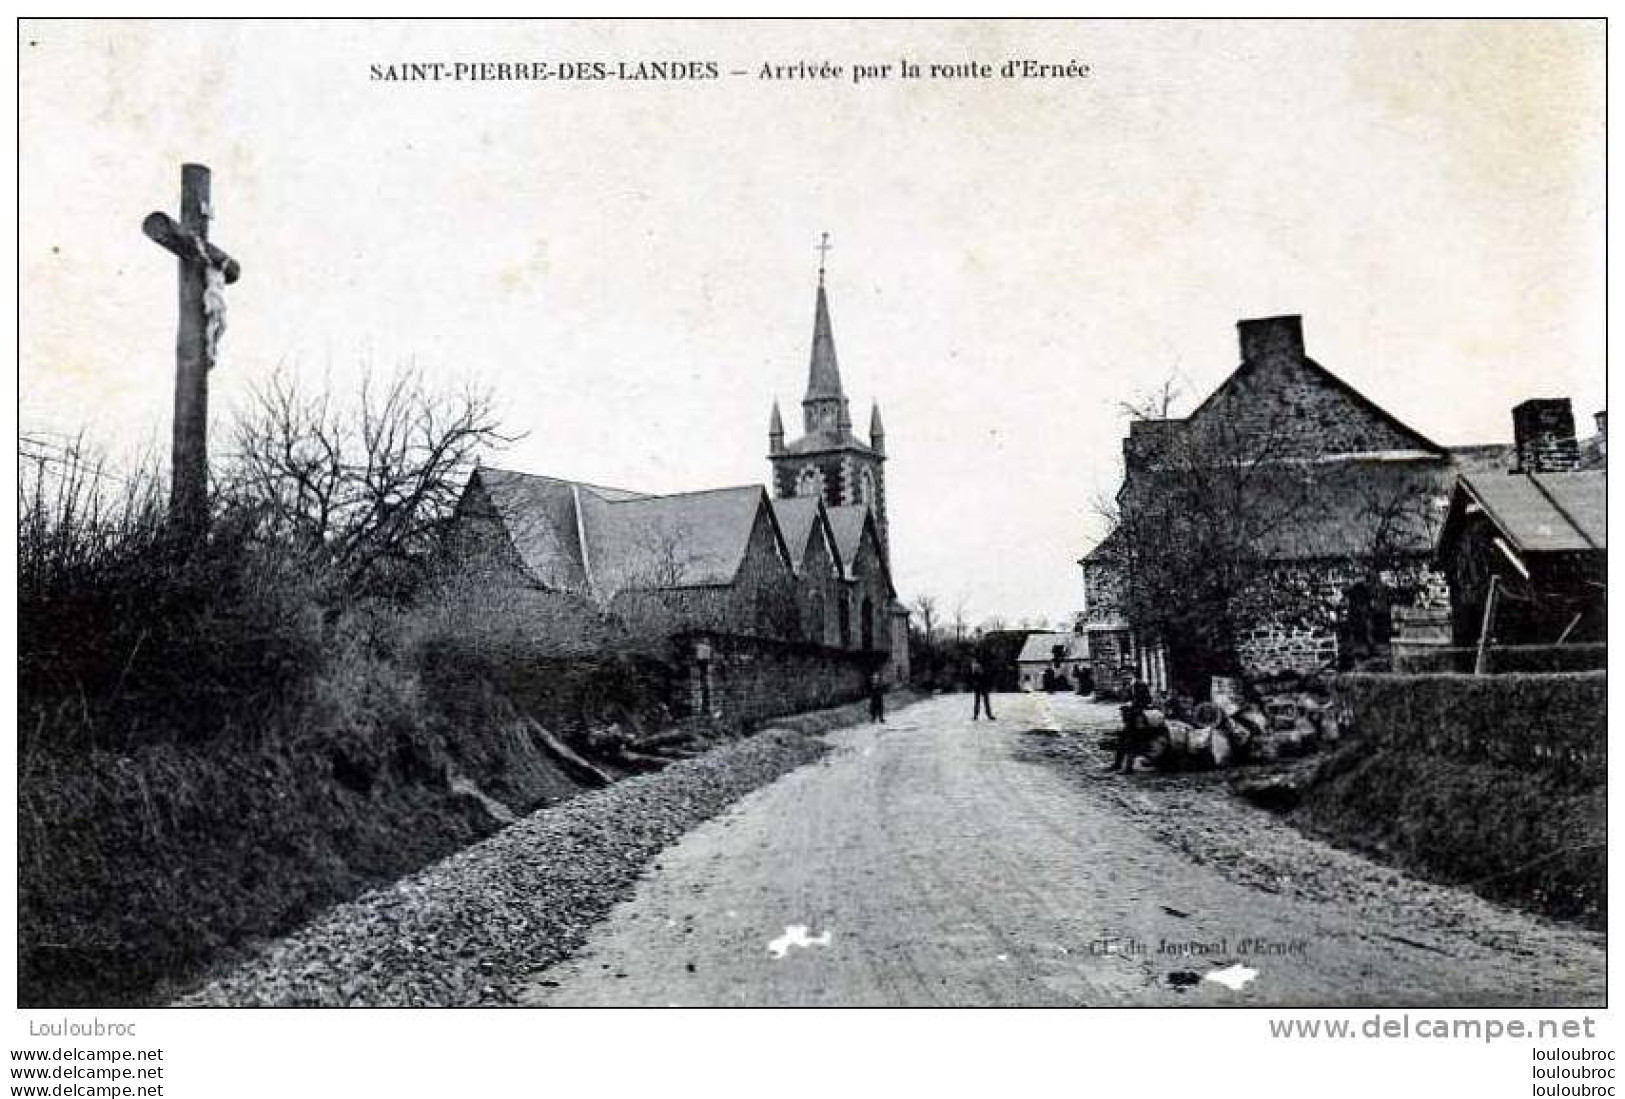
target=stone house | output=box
[1079,314,1571,694]
[1016,630,1089,691]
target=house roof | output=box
[1016,632,1088,664]
[1080,525,1125,565]
[1451,471,1606,555]
[1184,349,1445,457]
[1119,457,1459,563]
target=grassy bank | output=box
[1293,741,1605,929]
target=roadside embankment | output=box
[178,722,833,1006]
[1292,672,1605,928]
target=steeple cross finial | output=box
[816,231,832,286]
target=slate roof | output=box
[475,468,648,590]
[826,504,896,596]
[825,505,873,573]
[1240,459,1458,561]
[1017,632,1089,664]
[584,485,775,590]
[769,496,823,572]
[469,467,780,593]
[1449,471,1606,555]
[1080,525,1126,565]
[1105,457,1460,564]
[805,284,844,401]
[778,429,879,457]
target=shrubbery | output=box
[16,378,690,1006]
[1293,669,1608,928]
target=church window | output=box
[796,466,824,499]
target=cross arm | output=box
[142,212,241,283]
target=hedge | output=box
[1386,643,1607,676]
[1335,671,1606,782]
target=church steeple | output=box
[803,234,850,436]
[768,234,891,566]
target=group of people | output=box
[870,659,1153,775]
[866,658,999,725]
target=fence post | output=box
[1473,576,1501,675]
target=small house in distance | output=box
[1438,400,1606,648]
[1016,630,1090,691]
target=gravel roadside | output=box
[178,720,838,1006]
[1016,705,1606,972]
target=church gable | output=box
[1183,316,1442,461]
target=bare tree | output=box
[1094,381,1454,688]
[909,593,938,645]
[222,368,519,597]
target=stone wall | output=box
[677,631,872,730]
[1232,558,1450,680]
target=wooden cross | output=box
[816,231,832,286]
[142,163,241,535]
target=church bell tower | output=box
[768,234,889,559]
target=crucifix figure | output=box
[143,163,241,535]
[816,231,832,287]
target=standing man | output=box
[868,668,887,724]
[970,657,996,721]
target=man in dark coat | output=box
[1113,672,1154,772]
[868,669,887,724]
[970,658,996,721]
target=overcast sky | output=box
[20,19,1605,624]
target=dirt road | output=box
[520,693,1603,1007]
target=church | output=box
[448,249,909,714]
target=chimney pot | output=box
[1237,315,1305,362]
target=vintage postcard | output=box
[12,13,1610,1093]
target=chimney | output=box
[1511,398,1580,473]
[1238,315,1305,362]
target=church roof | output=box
[805,284,844,403]
[583,485,778,590]
[473,467,649,590]
[825,504,870,569]
[778,429,879,457]
[769,496,825,572]
[469,467,781,593]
